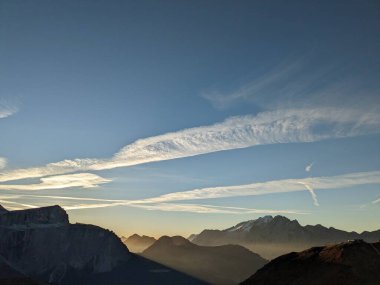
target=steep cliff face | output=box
[0,224,131,277]
[0,206,69,228]
[0,206,131,283]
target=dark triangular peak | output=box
[0,204,8,214]
[0,205,69,228]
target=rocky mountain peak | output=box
[0,205,69,228]
[226,215,296,233]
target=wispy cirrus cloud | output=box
[372,198,380,204]
[1,107,380,184]
[141,171,380,205]
[127,203,304,215]
[0,173,110,191]
[0,102,17,119]
[201,57,380,111]
[0,194,301,215]
[305,163,314,172]
[0,158,6,170]
[1,170,378,214]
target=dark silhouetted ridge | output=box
[143,235,267,285]
[240,240,380,285]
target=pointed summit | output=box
[0,205,8,214]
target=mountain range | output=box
[240,239,380,285]
[0,205,206,285]
[1,205,380,285]
[190,215,380,259]
[141,236,267,285]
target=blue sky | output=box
[0,0,380,237]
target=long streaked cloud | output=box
[127,203,305,215]
[64,202,303,214]
[141,171,380,204]
[0,194,302,215]
[0,173,111,191]
[1,170,378,214]
[1,107,380,184]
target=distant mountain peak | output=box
[143,235,267,285]
[226,215,295,232]
[121,233,156,253]
[156,235,192,247]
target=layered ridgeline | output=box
[0,205,206,285]
[190,215,380,259]
[121,234,156,253]
[240,240,380,285]
[142,236,267,285]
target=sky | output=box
[0,0,380,238]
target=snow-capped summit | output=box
[227,215,275,232]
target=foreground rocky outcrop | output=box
[240,239,380,285]
[0,205,206,285]
[142,236,268,285]
[121,234,156,253]
[190,215,380,259]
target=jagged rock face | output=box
[0,205,131,284]
[240,240,380,285]
[0,206,69,228]
[191,215,380,259]
[143,235,268,285]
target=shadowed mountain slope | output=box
[142,236,268,285]
[240,240,380,285]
